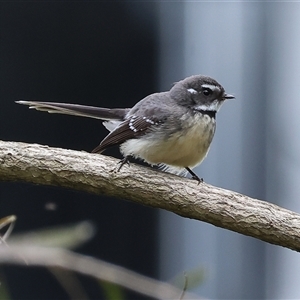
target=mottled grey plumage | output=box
[16,75,234,181]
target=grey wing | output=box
[92,115,160,153]
[92,93,173,153]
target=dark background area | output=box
[0,2,159,299]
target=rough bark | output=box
[1,140,300,252]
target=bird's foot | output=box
[185,167,203,184]
[116,156,130,172]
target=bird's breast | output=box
[120,113,216,168]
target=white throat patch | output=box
[195,99,223,112]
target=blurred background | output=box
[1,1,300,299]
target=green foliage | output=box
[100,281,125,300]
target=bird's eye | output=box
[202,87,212,96]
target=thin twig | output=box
[180,272,188,300]
[0,245,201,300]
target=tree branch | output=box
[1,140,300,252]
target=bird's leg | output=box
[117,156,130,172]
[185,167,203,183]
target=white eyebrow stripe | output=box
[187,88,198,94]
[201,84,218,91]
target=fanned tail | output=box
[16,101,129,121]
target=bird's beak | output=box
[223,93,235,100]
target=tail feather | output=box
[157,164,189,178]
[16,101,129,121]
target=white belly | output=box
[120,114,216,168]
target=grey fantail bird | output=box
[16,75,234,182]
